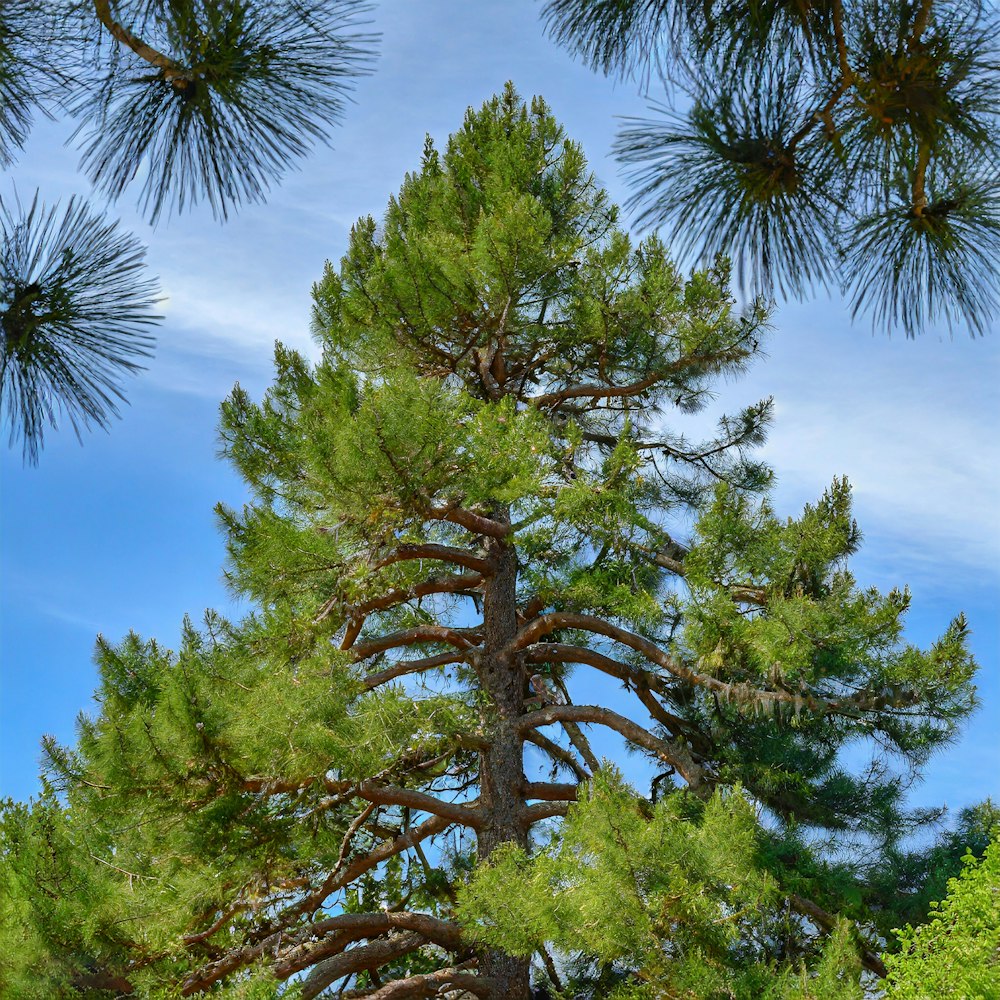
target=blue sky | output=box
[2,2,998,823]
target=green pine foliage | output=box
[541,0,1000,334]
[0,86,981,998]
[459,769,865,999]
[1,1,376,460]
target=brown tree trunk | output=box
[476,522,531,1000]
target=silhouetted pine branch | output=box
[0,193,158,463]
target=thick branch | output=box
[789,893,887,978]
[184,909,462,995]
[427,503,511,538]
[526,642,692,735]
[362,651,470,692]
[522,781,580,801]
[351,625,481,660]
[516,612,900,719]
[374,543,492,575]
[348,968,496,999]
[520,704,706,787]
[529,350,751,410]
[297,932,427,1000]
[523,801,573,824]
[277,912,464,981]
[335,573,484,647]
[317,572,483,633]
[353,781,483,829]
[530,369,671,409]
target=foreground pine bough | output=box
[0,87,981,999]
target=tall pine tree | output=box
[0,86,978,999]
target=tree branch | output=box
[519,704,706,787]
[516,612,901,720]
[297,932,426,999]
[373,543,493,575]
[332,572,484,647]
[522,781,580,801]
[277,912,464,982]
[362,651,471,692]
[297,814,452,922]
[789,893,887,978]
[525,642,692,736]
[313,573,483,632]
[182,908,463,995]
[93,0,189,84]
[427,503,511,538]
[351,625,482,660]
[523,801,573,824]
[530,369,672,409]
[352,781,483,829]
[523,729,591,782]
[347,967,496,999]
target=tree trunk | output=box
[476,523,531,1000]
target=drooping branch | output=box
[530,369,672,409]
[351,781,483,829]
[529,348,753,411]
[789,894,887,978]
[275,912,465,981]
[362,651,471,692]
[523,729,591,782]
[516,612,906,719]
[332,572,485,647]
[562,718,601,774]
[291,813,453,924]
[347,967,496,999]
[373,543,493,575]
[351,625,482,660]
[183,910,463,995]
[300,933,427,999]
[336,573,483,649]
[519,704,706,787]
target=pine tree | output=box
[540,0,1000,335]
[0,0,375,460]
[0,86,979,999]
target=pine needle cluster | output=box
[542,0,1000,334]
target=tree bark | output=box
[475,516,531,999]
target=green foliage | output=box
[459,770,864,999]
[884,836,1000,999]
[542,0,1000,334]
[70,0,375,222]
[2,1,376,461]
[0,87,983,998]
[0,192,158,462]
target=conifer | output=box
[0,86,979,999]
